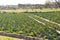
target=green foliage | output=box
[0,12,60,40]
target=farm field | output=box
[26,11,60,31]
[0,8,60,12]
[29,11,60,24]
[0,9,60,40]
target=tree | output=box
[54,0,60,8]
[45,0,52,8]
[45,0,60,8]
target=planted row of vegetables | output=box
[0,12,60,40]
[29,11,60,24]
[26,13,60,31]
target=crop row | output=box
[0,12,60,40]
[26,13,60,31]
[29,11,60,24]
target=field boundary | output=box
[0,32,46,40]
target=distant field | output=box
[0,9,60,40]
[0,8,60,12]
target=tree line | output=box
[45,0,60,8]
[0,0,60,10]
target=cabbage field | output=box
[0,11,60,40]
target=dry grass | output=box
[0,8,60,12]
[0,36,20,40]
